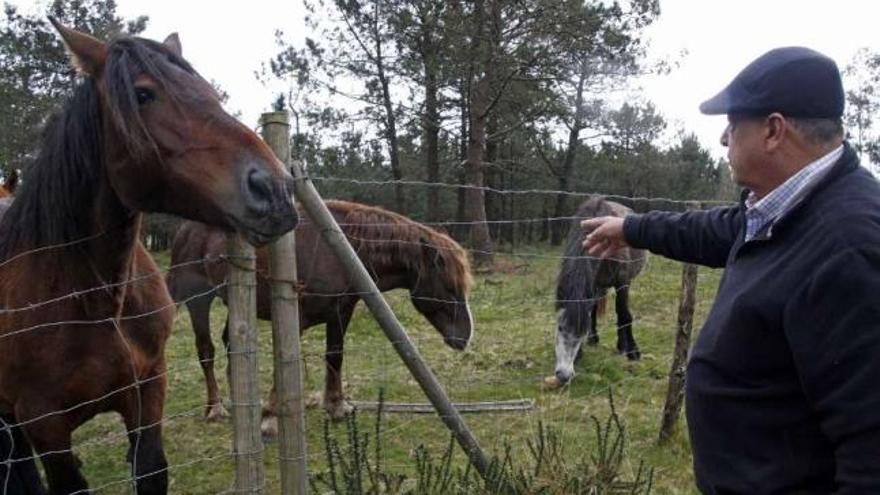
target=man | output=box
[583,47,880,493]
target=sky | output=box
[7,0,879,163]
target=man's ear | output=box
[764,113,786,152]
[48,16,108,76]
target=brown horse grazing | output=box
[166,200,474,424]
[0,20,296,495]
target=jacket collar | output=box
[737,142,860,241]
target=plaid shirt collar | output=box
[744,145,843,241]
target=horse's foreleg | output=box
[18,406,87,495]
[615,286,640,360]
[188,295,227,421]
[0,413,46,494]
[585,302,599,346]
[221,318,231,385]
[324,305,355,420]
[121,366,169,495]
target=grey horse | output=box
[550,197,647,385]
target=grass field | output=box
[70,245,722,494]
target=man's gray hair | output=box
[787,117,844,144]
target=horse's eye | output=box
[135,87,157,106]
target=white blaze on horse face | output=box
[554,311,582,382]
[465,298,475,347]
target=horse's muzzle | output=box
[238,168,298,245]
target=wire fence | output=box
[0,233,706,492]
[0,123,723,495]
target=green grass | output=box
[70,246,721,494]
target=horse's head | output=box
[49,19,297,245]
[410,238,474,351]
[553,306,590,384]
[551,249,603,385]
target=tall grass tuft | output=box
[310,388,652,494]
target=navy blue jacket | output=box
[624,144,880,494]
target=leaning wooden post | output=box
[261,111,309,495]
[289,161,492,480]
[227,233,264,492]
[659,201,701,444]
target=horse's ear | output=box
[163,33,182,57]
[48,16,108,76]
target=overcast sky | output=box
[8,0,879,163]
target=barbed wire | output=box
[307,175,736,206]
[0,182,714,493]
[0,230,647,323]
[0,256,224,314]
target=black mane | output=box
[0,35,199,259]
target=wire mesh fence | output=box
[0,116,730,494]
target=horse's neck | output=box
[374,269,410,291]
[83,182,142,290]
[368,247,417,292]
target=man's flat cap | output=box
[699,46,844,118]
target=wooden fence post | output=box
[658,200,701,444]
[288,161,493,482]
[261,111,309,495]
[227,233,264,492]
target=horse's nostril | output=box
[246,168,274,209]
[445,335,468,351]
[555,369,572,383]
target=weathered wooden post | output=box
[261,111,309,495]
[289,162,493,481]
[659,200,701,444]
[227,233,264,492]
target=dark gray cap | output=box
[699,46,844,118]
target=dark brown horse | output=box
[547,198,646,387]
[166,200,474,426]
[0,20,296,494]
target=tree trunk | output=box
[375,9,405,213]
[551,68,587,245]
[455,77,469,241]
[484,115,500,241]
[465,101,493,266]
[422,37,441,223]
[464,0,495,267]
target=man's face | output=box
[721,114,766,192]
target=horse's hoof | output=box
[542,375,565,390]
[624,349,641,361]
[261,416,279,441]
[205,403,230,422]
[325,400,354,421]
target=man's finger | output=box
[587,240,605,257]
[600,246,617,259]
[581,218,603,230]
